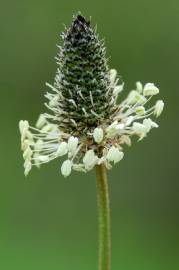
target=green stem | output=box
[95,164,111,270]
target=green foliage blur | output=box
[0,0,178,269]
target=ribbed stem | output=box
[95,164,111,270]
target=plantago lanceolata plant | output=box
[19,13,164,270]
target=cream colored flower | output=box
[19,15,164,177]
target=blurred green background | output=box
[0,0,178,269]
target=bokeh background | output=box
[0,0,179,269]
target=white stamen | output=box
[24,160,32,176]
[61,160,72,177]
[143,118,158,132]
[132,122,147,134]
[143,83,159,96]
[93,128,104,144]
[37,155,50,162]
[127,90,146,105]
[154,100,164,117]
[83,150,99,171]
[135,106,145,115]
[19,120,29,135]
[109,69,117,83]
[68,136,79,155]
[23,147,32,160]
[106,146,124,164]
[136,81,143,93]
[21,139,32,151]
[57,142,68,156]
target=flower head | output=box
[19,14,164,177]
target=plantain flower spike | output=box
[19,13,164,177]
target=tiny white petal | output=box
[61,160,72,177]
[136,81,143,93]
[57,142,68,156]
[154,100,164,117]
[36,114,47,129]
[93,128,104,144]
[106,146,124,164]
[68,136,79,155]
[143,83,159,96]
